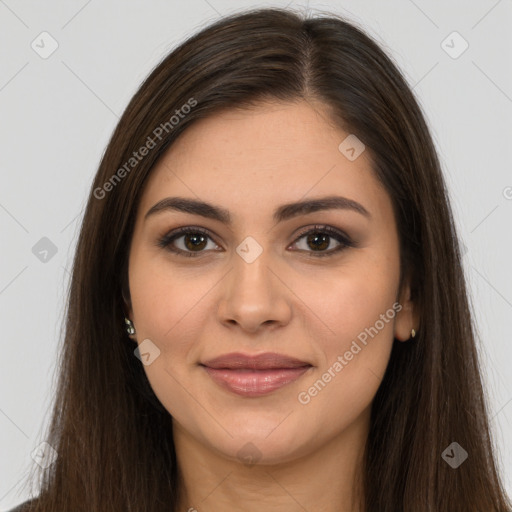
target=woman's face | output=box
[127,99,416,464]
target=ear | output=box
[394,273,420,342]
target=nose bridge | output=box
[231,239,275,303]
[217,235,291,330]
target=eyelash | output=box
[156,224,355,259]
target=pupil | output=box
[185,233,207,251]
[308,233,329,251]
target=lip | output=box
[201,352,312,397]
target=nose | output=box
[216,248,292,334]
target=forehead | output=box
[138,100,390,224]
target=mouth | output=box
[200,352,313,397]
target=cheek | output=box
[128,257,210,419]
[299,257,399,347]
[129,251,210,344]
[294,300,397,444]
[294,259,399,404]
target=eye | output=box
[289,224,355,258]
[156,224,355,258]
[156,226,220,257]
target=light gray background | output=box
[1,0,511,509]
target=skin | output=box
[126,99,418,512]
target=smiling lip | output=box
[201,352,312,397]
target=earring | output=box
[124,317,136,335]
[410,328,416,339]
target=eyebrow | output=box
[144,195,371,224]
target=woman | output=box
[10,6,511,512]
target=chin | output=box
[208,422,314,466]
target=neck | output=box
[173,407,369,512]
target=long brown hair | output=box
[18,7,511,511]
